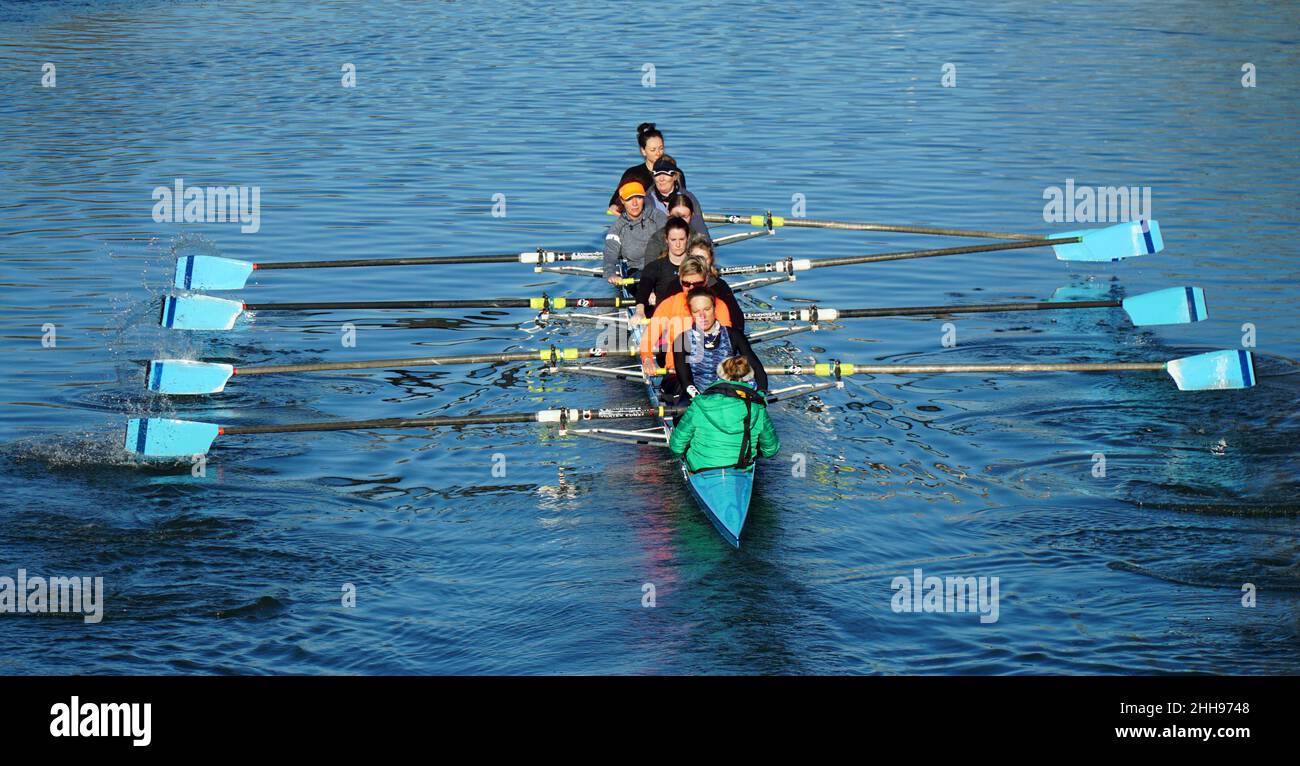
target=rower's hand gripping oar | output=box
[124,405,686,458]
[173,250,605,291]
[768,349,1256,392]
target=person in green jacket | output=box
[669,356,781,473]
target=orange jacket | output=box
[639,292,733,372]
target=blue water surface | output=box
[1,0,1297,674]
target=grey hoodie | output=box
[603,206,668,278]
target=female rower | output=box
[648,158,705,229]
[669,288,768,403]
[603,180,667,284]
[681,234,744,333]
[668,355,780,474]
[635,216,691,320]
[607,123,687,213]
[641,192,711,288]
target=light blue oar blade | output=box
[1121,286,1207,326]
[161,295,244,330]
[1051,219,1163,261]
[1165,350,1256,391]
[124,418,221,456]
[147,359,235,394]
[173,255,255,290]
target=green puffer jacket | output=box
[668,381,780,472]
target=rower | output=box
[679,234,744,333]
[668,355,780,474]
[635,216,691,320]
[639,255,733,381]
[606,122,687,214]
[648,157,705,229]
[642,192,711,267]
[603,180,667,285]
[667,288,769,404]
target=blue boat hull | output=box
[684,463,755,548]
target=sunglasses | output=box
[681,279,706,289]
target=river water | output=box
[1,0,1296,674]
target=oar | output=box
[159,294,634,330]
[147,347,641,395]
[744,287,1207,327]
[173,250,604,291]
[717,220,1162,276]
[767,350,1255,391]
[124,405,686,457]
[703,212,1050,240]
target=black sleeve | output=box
[715,280,745,334]
[730,329,768,393]
[635,259,658,311]
[672,341,696,394]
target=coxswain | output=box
[607,123,687,214]
[603,180,667,284]
[668,355,780,475]
[668,288,769,404]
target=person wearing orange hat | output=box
[603,178,667,284]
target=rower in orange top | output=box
[639,255,733,384]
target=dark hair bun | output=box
[637,122,657,136]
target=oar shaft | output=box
[224,413,546,434]
[236,349,619,375]
[744,299,1121,322]
[241,297,623,311]
[806,237,1078,269]
[773,362,1166,375]
[221,406,684,436]
[701,213,1047,240]
[255,251,602,270]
